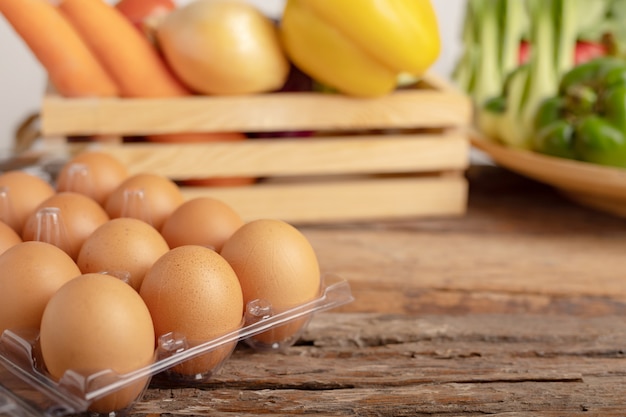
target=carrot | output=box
[57,0,190,98]
[0,0,118,97]
[57,0,247,148]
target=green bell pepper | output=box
[533,56,626,168]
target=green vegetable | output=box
[533,56,626,167]
[477,0,577,149]
[533,119,577,159]
[452,0,527,107]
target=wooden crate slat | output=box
[36,73,471,222]
[180,174,468,224]
[40,78,472,137]
[82,133,469,179]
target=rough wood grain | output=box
[130,313,626,416]
[304,166,626,315]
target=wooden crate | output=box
[38,73,472,224]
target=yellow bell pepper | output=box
[280,0,441,97]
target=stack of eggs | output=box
[0,151,322,414]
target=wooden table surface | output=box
[130,164,626,416]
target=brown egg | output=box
[56,151,129,205]
[0,170,55,235]
[220,219,321,348]
[77,217,170,290]
[139,245,243,378]
[0,241,81,334]
[22,192,110,260]
[40,273,155,414]
[105,173,185,230]
[160,197,243,252]
[0,220,21,255]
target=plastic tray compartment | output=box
[0,276,353,417]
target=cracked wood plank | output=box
[130,313,626,416]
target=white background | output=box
[0,0,468,151]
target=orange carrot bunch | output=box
[57,0,190,98]
[0,0,252,185]
[0,0,119,98]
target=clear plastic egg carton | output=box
[0,276,353,417]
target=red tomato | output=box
[518,40,531,65]
[115,0,176,25]
[518,40,607,66]
[573,40,608,65]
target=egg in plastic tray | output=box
[0,274,353,417]
[0,159,354,415]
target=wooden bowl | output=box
[470,129,626,218]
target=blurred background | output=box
[0,0,468,151]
